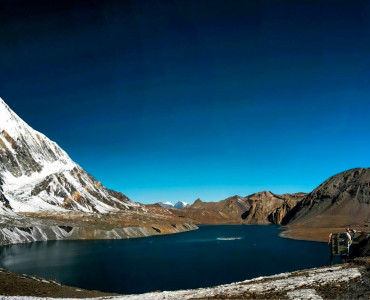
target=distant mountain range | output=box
[171,192,306,224]
[157,201,189,209]
[169,168,370,239]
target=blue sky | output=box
[1,0,370,204]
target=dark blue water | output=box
[0,225,329,294]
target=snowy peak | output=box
[0,97,74,179]
[174,201,189,209]
[0,97,31,137]
[157,201,189,209]
[0,97,140,214]
[0,97,21,133]
[157,201,174,209]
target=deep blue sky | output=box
[1,0,370,204]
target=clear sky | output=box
[1,0,370,204]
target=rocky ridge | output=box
[170,168,370,239]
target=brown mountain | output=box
[283,168,370,228]
[281,168,370,241]
[173,191,305,225]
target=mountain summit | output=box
[157,201,189,209]
[174,201,189,209]
[0,98,140,213]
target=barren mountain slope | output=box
[283,168,370,228]
[281,168,370,241]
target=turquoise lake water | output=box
[0,225,330,294]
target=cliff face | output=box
[173,192,305,225]
[243,191,304,224]
[282,168,370,228]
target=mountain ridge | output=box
[157,201,189,209]
[171,167,370,235]
[172,191,305,225]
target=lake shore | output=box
[0,258,369,299]
[0,224,369,299]
[0,225,329,295]
[280,226,370,242]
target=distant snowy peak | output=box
[157,201,174,209]
[0,97,140,214]
[157,201,189,209]
[174,201,189,209]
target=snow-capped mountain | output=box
[0,98,141,213]
[157,201,189,209]
[174,201,189,209]
[157,201,174,209]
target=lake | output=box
[0,225,329,294]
